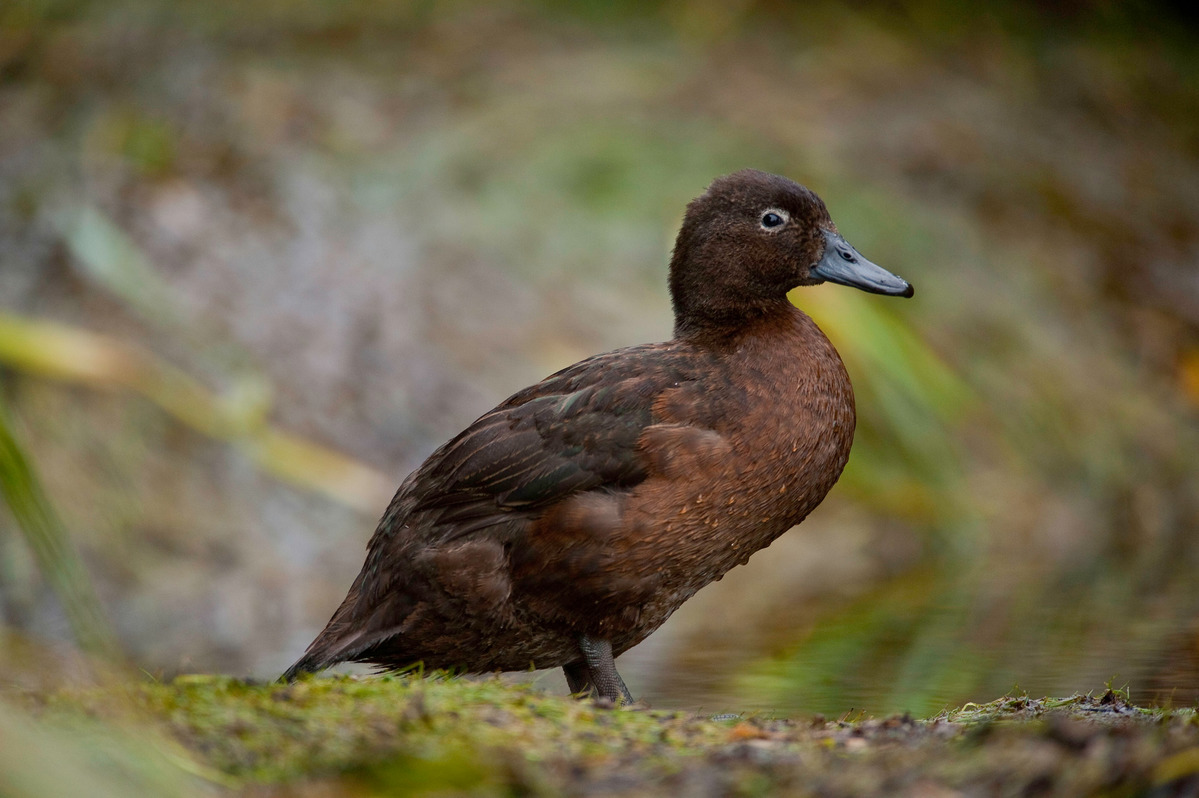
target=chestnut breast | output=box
[517,305,854,652]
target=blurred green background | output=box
[1,0,1198,718]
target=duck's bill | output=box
[812,230,914,298]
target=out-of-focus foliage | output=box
[0,311,392,510]
[0,698,205,798]
[0,0,1197,721]
[0,393,117,658]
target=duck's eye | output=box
[760,209,788,229]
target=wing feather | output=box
[394,344,693,528]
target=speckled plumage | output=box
[284,170,913,701]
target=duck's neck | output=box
[672,297,799,348]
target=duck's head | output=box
[669,169,913,338]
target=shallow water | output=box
[603,600,1199,716]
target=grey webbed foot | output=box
[561,635,634,705]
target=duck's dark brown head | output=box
[669,169,913,339]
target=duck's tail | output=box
[280,654,321,682]
[278,605,358,681]
[279,621,367,682]
[280,569,414,682]
[279,609,401,682]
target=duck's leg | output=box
[563,660,592,696]
[562,635,634,704]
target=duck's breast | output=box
[608,309,855,637]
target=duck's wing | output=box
[282,343,702,677]
[396,345,682,533]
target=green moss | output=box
[36,674,735,789]
[18,675,1196,797]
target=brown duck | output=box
[284,169,913,702]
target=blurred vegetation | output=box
[1,0,1198,739]
[0,696,204,798]
[0,311,392,510]
[0,391,117,658]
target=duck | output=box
[283,169,913,703]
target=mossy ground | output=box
[12,674,1199,796]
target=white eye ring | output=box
[760,208,789,230]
